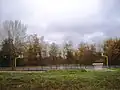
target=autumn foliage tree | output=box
[25,34,42,66]
[1,20,120,68]
[103,38,120,65]
[62,41,74,64]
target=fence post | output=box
[41,66,43,71]
[50,65,52,70]
[56,65,57,70]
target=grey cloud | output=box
[101,0,120,18]
[1,0,32,21]
[46,17,120,37]
[1,0,120,44]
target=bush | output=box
[80,68,87,72]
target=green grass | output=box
[0,69,120,90]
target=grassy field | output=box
[0,69,120,90]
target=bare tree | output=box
[2,20,27,43]
[0,20,27,70]
[49,43,59,65]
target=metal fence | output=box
[0,65,119,71]
[0,65,94,71]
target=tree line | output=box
[0,20,120,68]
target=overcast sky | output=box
[1,0,120,44]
